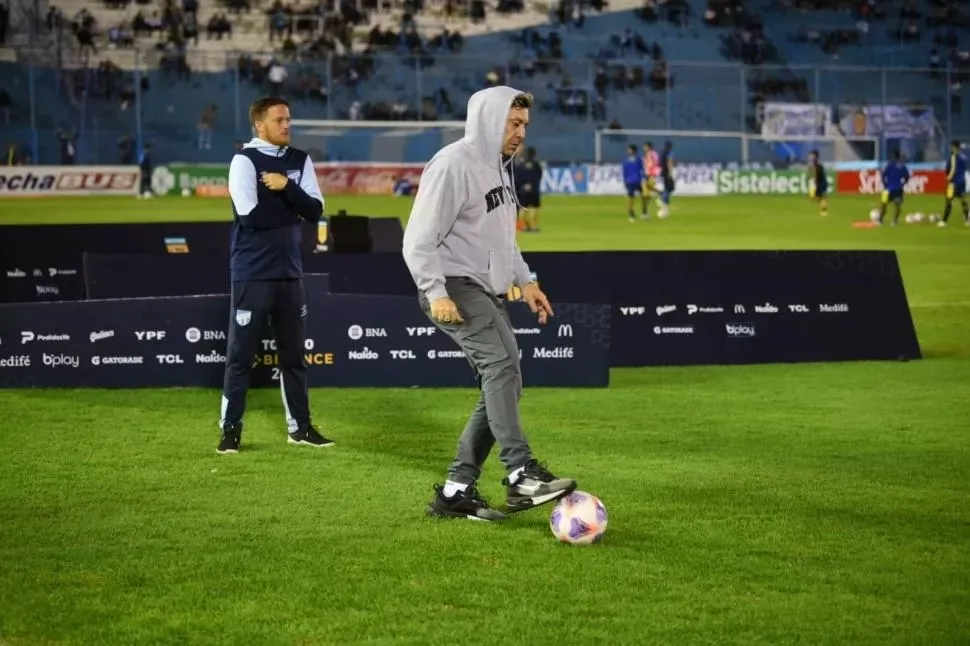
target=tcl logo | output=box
[788,304,809,313]
[57,172,138,191]
[135,331,166,341]
[390,350,416,359]
[156,354,184,364]
[407,327,436,336]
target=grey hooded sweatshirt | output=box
[402,86,533,303]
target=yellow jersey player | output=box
[808,150,828,216]
[940,139,969,227]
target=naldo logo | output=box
[151,166,175,195]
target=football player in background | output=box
[622,145,647,222]
[808,149,829,217]
[877,150,910,226]
[515,146,543,232]
[940,139,969,227]
[642,142,660,210]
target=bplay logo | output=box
[788,304,809,313]
[348,325,388,340]
[620,306,646,316]
[754,303,779,314]
[90,330,115,342]
[725,323,756,338]
[389,350,416,359]
[185,327,226,343]
[36,285,59,296]
[656,305,676,316]
[43,353,79,368]
[135,330,167,341]
[407,326,436,337]
[819,303,849,313]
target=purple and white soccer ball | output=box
[549,490,608,545]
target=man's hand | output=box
[430,297,464,325]
[261,172,289,191]
[522,282,553,324]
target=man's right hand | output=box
[429,297,463,324]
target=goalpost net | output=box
[594,129,880,166]
[289,120,467,164]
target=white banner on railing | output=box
[761,102,830,138]
[0,166,141,197]
[586,164,718,196]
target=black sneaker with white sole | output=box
[288,425,335,448]
[504,459,577,513]
[426,484,507,522]
[217,424,242,454]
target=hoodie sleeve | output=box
[402,157,464,302]
[513,245,533,287]
[281,155,324,221]
[229,154,293,229]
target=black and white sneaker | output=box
[426,484,507,522]
[217,424,242,454]
[288,425,335,448]
[504,459,577,513]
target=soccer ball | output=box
[181,188,192,198]
[549,491,608,545]
[929,213,941,223]
[869,208,881,222]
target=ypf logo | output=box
[151,166,175,195]
[406,327,436,337]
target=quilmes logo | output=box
[754,302,779,314]
[656,305,676,316]
[90,330,115,342]
[725,323,756,337]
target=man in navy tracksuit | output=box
[218,96,334,454]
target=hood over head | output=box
[243,137,286,156]
[464,85,527,165]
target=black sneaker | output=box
[288,424,335,448]
[504,459,577,513]
[217,424,241,454]
[426,484,507,522]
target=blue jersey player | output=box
[941,139,969,227]
[808,149,828,216]
[622,145,647,221]
[878,150,910,226]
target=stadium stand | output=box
[0,0,966,165]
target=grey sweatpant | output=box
[419,276,534,484]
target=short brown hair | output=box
[511,93,534,110]
[249,96,289,126]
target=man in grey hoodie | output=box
[402,86,578,522]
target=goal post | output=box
[289,120,467,164]
[594,129,880,166]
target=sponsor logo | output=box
[315,164,424,196]
[788,304,809,313]
[513,327,541,335]
[348,325,387,340]
[734,305,746,314]
[261,339,315,351]
[48,267,78,277]
[717,170,834,195]
[91,355,144,366]
[0,168,138,194]
[135,331,167,341]
[653,326,694,335]
[196,351,226,364]
[557,324,573,338]
[90,330,115,342]
[348,347,379,360]
[155,354,184,364]
[0,355,31,367]
[36,285,59,296]
[540,165,588,194]
[427,349,464,359]
[235,309,251,326]
[406,326,436,337]
[819,303,849,312]
[21,332,70,344]
[389,350,416,359]
[620,306,645,316]
[656,305,676,316]
[754,302,779,314]
[185,327,225,343]
[43,353,80,368]
[5,268,25,278]
[533,346,575,359]
[839,169,934,195]
[726,323,756,337]
[687,304,724,314]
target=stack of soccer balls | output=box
[549,491,608,544]
[868,209,941,225]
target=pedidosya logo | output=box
[152,166,176,195]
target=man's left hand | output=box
[521,282,554,324]
[261,172,289,191]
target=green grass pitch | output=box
[0,194,968,645]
